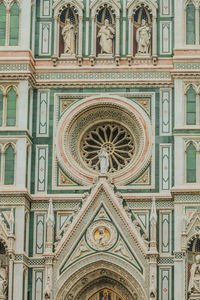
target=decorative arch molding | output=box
[182,210,200,251]
[54,260,148,300]
[53,0,84,62]
[127,0,158,62]
[89,0,121,62]
[56,95,153,186]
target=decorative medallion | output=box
[86,220,117,251]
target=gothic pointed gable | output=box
[185,210,200,246]
[53,0,84,17]
[59,204,143,275]
[127,0,158,16]
[55,179,148,261]
[90,0,121,17]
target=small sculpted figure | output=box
[98,19,115,54]
[136,19,151,55]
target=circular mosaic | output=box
[81,122,135,173]
[86,220,118,251]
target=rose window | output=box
[81,123,135,173]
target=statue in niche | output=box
[0,260,7,298]
[61,18,76,55]
[95,227,109,246]
[98,147,109,175]
[136,19,151,55]
[189,255,200,295]
[97,19,115,55]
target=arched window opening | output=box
[0,89,3,126]
[59,6,78,57]
[89,289,123,300]
[0,2,6,46]
[186,1,196,45]
[186,143,196,183]
[96,6,116,57]
[186,86,196,125]
[9,2,20,46]
[6,87,16,127]
[4,144,15,185]
[133,6,152,57]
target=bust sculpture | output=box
[98,19,115,55]
[0,260,7,298]
[98,147,109,175]
[136,19,151,55]
[62,18,76,55]
[189,255,200,295]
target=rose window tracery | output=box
[81,123,135,173]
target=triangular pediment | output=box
[60,204,143,275]
[55,179,148,280]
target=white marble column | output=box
[115,16,120,56]
[78,16,83,56]
[91,17,96,56]
[152,16,157,57]
[20,0,32,49]
[128,17,133,56]
[8,258,14,300]
[15,139,27,188]
[18,81,29,130]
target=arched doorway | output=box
[89,289,122,300]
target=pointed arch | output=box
[186,142,196,183]
[186,85,196,125]
[9,1,20,46]
[6,87,17,126]
[4,143,15,185]
[0,1,6,46]
[186,0,196,45]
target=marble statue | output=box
[189,255,200,294]
[0,260,7,298]
[136,19,151,55]
[62,19,76,55]
[98,147,109,175]
[98,19,115,54]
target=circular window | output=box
[56,96,152,185]
[81,122,135,173]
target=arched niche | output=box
[53,0,84,61]
[90,1,121,61]
[127,0,158,62]
[133,6,152,57]
[58,6,78,57]
[96,6,116,57]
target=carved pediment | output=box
[127,0,158,16]
[90,0,121,16]
[53,0,84,17]
[186,211,200,246]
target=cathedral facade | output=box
[0,0,200,299]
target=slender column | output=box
[128,17,133,56]
[152,16,157,57]
[196,7,199,45]
[6,7,9,46]
[8,257,14,300]
[91,17,95,56]
[115,16,120,56]
[78,16,83,56]
[53,17,59,56]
